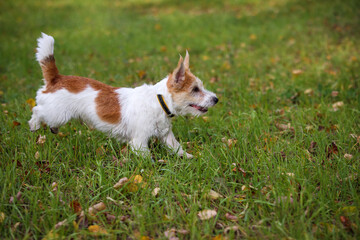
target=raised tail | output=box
[36,33,59,85]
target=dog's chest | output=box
[154,118,171,137]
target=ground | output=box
[0,0,359,239]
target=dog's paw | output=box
[184,152,194,159]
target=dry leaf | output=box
[34,151,40,159]
[198,209,217,220]
[36,135,46,145]
[70,200,82,214]
[88,225,108,235]
[344,154,353,160]
[51,182,58,192]
[55,219,67,229]
[0,212,5,223]
[89,202,106,216]
[221,137,237,149]
[292,69,303,76]
[304,88,314,96]
[133,175,143,184]
[331,91,339,97]
[26,98,36,110]
[152,187,160,197]
[137,70,147,79]
[42,230,59,240]
[249,34,257,40]
[275,123,294,132]
[13,121,21,127]
[225,213,238,221]
[113,177,129,189]
[326,142,339,159]
[206,190,223,200]
[332,101,344,111]
[212,235,225,240]
[164,228,178,240]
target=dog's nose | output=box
[212,97,219,104]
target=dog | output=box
[29,33,218,158]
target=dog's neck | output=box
[153,76,176,117]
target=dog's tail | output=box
[36,33,59,85]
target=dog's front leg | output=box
[162,131,193,159]
[129,139,150,158]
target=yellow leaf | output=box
[0,212,5,223]
[292,69,303,76]
[137,70,147,79]
[127,183,139,192]
[212,234,225,240]
[249,34,257,40]
[26,98,36,110]
[154,24,162,31]
[42,230,59,240]
[133,175,143,184]
[88,225,108,235]
[338,206,358,216]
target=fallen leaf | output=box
[36,135,46,145]
[292,69,303,76]
[26,98,36,110]
[12,121,21,127]
[198,209,217,220]
[332,101,344,111]
[177,229,189,235]
[164,228,178,240]
[304,88,314,96]
[338,206,358,216]
[96,146,105,155]
[89,202,106,216]
[275,123,294,132]
[113,177,129,189]
[51,182,58,192]
[326,142,339,159]
[206,189,223,200]
[34,151,40,159]
[344,153,353,160]
[0,212,5,223]
[152,187,160,197]
[212,235,225,240]
[88,225,108,235]
[340,216,352,232]
[331,91,339,97]
[42,230,58,240]
[308,141,317,155]
[70,200,82,214]
[133,175,143,184]
[224,226,239,234]
[225,213,238,221]
[249,34,257,40]
[221,137,237,149]
[55,219,67,229]
[137,70,147,79]
[105,213,116,224]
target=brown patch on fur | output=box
[167,70,196,94]
[40,55,59,84]
[43,75,121,124]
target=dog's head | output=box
[167,51,218,116]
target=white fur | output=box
[29,34,218,158]
[36,33,54,62]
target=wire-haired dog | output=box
[29,33,218,158]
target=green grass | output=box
[1,0,360,239]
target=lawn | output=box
[0,0,359,239]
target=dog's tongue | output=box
[190,104,208,112]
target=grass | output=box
[0,0,360,239]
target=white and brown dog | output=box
[29,33,218,158]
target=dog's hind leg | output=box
[28,106,42,132]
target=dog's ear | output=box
[172,55,185,84]
[184,50,190,69]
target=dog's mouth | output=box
[189,104,208,113]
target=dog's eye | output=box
[192,86,200,93]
